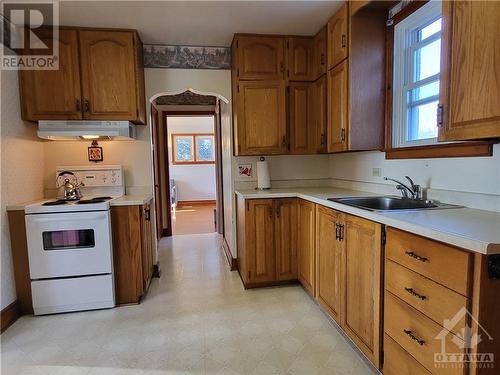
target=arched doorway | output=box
[150,90,228,239]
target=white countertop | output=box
[235,187,500,255]
[109,194,153,206]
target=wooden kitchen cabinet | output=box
[111,200,154,305]
[297,199,316,297]
[19,28,146,124]
[316,205,344,325]
[236,196,298,287]
[327,60,348,153]
[19,29,82,121]
[313,26,327,80]
[275,199,298,280]
[233,35,285,81]
[287,37,314,81]
[234,80,286,155]
[343,214,382,368]
[79,30,145,123]
[311,75,327,153]
[327,2,348,70]
[438,1,500,141]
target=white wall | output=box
[166,116,216,201]
[329,146,500,212]
[1,69,45,309]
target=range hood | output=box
[37,121,137,140]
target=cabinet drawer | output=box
[385,292,464,375]
[385,260,467,335]
[383,334,431,375]
[386,228,471,295]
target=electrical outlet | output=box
[372,168,382,177]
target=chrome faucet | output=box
[384,176,423,200]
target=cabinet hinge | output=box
[382,230,387,246]
[437,104,444,127]
[341,128,346,142]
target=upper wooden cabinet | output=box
[327,60,348,153]
[19,29,82,120]
[287,37,314,81]
[19,28,146,124]
[236,196,298,287]
[297,199,316,297]
[233,35,285,81]
[235,80,286,155]
[438,1,500,141]
[313,27,327,80]
[311,76,327,153]
[327,2,349,70]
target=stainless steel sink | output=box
[327,196,461,212]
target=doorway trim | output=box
[153,108,225,237]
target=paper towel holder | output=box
[255,156,271,190]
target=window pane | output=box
[414,38,441,81]
[407,100,438,141]
[174,136,194,162]
[195,136,214,161]
[419,18,441,41]
[408,80,440,103]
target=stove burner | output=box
[77,196,112,204]
[42,200,68,206]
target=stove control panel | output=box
[56,165,123,187]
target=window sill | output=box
[385,141,496,160]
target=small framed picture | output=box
[88,145,103,162]
[238,164,252,178]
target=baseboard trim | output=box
[222,238,237,271]
[1,300,21,333]
[177,200,216,207]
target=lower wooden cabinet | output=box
[298,199,316,297]
[236,196,297,287]
[111,200,154,304]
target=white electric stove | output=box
[24,165,124,315]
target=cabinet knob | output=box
[405,251,428,263]
[341,34,347,49]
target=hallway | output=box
[1,233,373,375]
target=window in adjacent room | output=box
[172,133,215,164]
[392,1,442,148]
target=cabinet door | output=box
[343,214,382,368]
[327,2,349,69]
[236,80,287,155]
[287,37,314,81]
[246,199,276,283]
[438,1,500,141]
[19,29,82,121]
[313,27,327,80]
[275,199,297,281]
[79,30,138,120]
[316,206,344,325]
[236,36,285,81]
[327,60,348,153]
[289,83,311,154]
[140,203,153,291]
[297,199,316,297]
[311,76,327,153]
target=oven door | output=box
[25,211,113,279]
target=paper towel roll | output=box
[256,158,271,190]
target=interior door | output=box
[327,60,348,152]
[79,30,137,120]
[20,29,82,120]
[297,199,316,297]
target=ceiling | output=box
[59,1,341,46]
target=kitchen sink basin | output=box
[328,196,460,212]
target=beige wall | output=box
[1,69,45,309]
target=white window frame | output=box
[392,1,442,149]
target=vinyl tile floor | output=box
[1,233,374,375]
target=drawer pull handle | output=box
[404,287,427,301]
[404,329,425,346]
[405,251,428,262]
